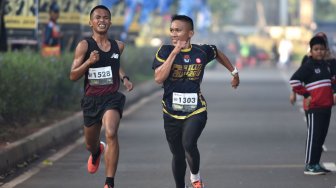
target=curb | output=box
[0,80,161,175]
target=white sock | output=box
[190,172,201,183]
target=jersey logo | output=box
[314,68,321,74]
[111,53,119,59]
[183,55,190,63]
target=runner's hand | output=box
[231,75,239,89]
[173,40,188,53]
[88,50,99,64]
[123,79,133,92]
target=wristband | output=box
[231,67,239,76]
[121,75,130,83]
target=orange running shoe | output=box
[87,141,105,174]
[191,180,204,188]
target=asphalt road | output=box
[2,66,336,188]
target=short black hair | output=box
[90,5,111,19]
[171,14,194,31]
[309,36,326,49]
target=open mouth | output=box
[98,24,106,29]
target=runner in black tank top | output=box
[70,5,133,188]
[83,37,121,96]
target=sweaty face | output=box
[170,20,192,46]
[311,44,326,60]
[90,9,111,34]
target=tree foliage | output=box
[315,0,336,21]
[207,0,237,25]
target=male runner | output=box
[70,5,133,188]
[152,15,239,188]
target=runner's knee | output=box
[183,141,197,154]
[105,128,118,142]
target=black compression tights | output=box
[164,112,207,188]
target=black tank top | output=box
[83,37,121,96]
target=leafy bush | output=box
[0,51,81,124]
[0,46,156,126]
[121,45,156,83]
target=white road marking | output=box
[0,138,83,188]
[0,90,161,188]
[322,162,336,171]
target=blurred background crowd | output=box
[0,0,335,67]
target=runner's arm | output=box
[116,40,133,91]
[154,51,177,84]
[70,40,99,81]
[154,42,185,84]
[216,49,236,72]
[216,49,240,88]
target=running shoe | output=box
[304,164,326,175]
[87,141,105,174]
[191,180,204,188]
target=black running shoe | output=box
[304,164,326,175]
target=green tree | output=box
[315,0,336,21]
[207,0,237,26]
[288,0,300,25]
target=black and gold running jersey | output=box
[152,44,217,119]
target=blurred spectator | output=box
[271,40,279,65]
[277,37,293,68]
[41,1,61,57]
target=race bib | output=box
[172,92,198,112]
[88,66,113,85]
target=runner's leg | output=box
[164,116,186,188]
[103,109,121,178]
[84,123,103,156]
[182,112,206,175]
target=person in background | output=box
[290,32,336,105]
[41,2,61,57]
[289,36,335,175]
[69,5,133,188]
[152,15,239,188]
[277,37,293,68]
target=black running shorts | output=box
[81,92,126,127]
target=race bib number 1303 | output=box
[172,92,198,112]
[88,66,113,85]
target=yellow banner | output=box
[4,16,36,29]
[4,0,36,29]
